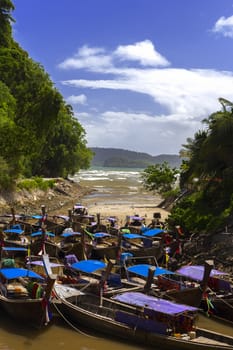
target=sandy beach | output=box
[0,173,170,228]
[65,168,170,226]
[85,201,170,227]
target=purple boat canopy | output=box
[27,260,63,267]
[113,292,198,315]
[73,204,86,209]
[176,265,228,281]
[108,217,117,222]
[130,216,144,221]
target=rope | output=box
[52,300,98,338]
[215,294,233,309]
[207,287,233,310]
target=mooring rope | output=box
[208,287,233,309]
[52,300,98,338]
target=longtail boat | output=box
[0,254,56,328]
[53,287,233,350]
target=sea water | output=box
[70,167,161,208]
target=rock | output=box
[0,178,91,216]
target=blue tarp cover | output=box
[31,215,43,219]
[127,264,174,277]
[113,292,198,315]
[31,231,55,237]
[4,229,24,235]
[176,265,228,281]
[93,232,111,238]
[71,259,106,273]
[61,231,81,237]
[142,228,164,237]
[122,233,143,239]
[0,267,44,280]
[2,247,27,252]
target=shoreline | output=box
[85,202,170,227]
[0,177,169,227]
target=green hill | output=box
[90,147,182,168]
[0,1,92,186]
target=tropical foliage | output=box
[0,0,92,189]
[168,98,233,234]
[141,98,233,235]
[141,162,179,196]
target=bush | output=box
[17,177,55,191]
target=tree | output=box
[0,81,25,185]
[0,43,92,178]
[169,98,233,234]
[0,0,15,47]
[179,130,207,188]
[33,104,93,177]
[141,162,179,195]
[0,1,92,181]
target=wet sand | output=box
[84,200,170,227]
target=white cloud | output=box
[58,40,169,71]
[58,45,113,71]
[59,41,233,154]
[76,110,202,155]
[212,15,233,38]
[62,67,233,117]
[114,40,170,67]
[66,94,87,105]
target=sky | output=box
[12,0,233,156]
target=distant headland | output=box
[90,147,182,168]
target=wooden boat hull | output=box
[124,244,163,260]
[0,296,50,328]
[200,296,233,324]
[163,287,204,308]
[90,245,120,260]
[0,254,56,329]
[55,293,233,350]
[60,242,92,260]
[30,239,62,257]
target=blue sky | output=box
[12,0,233,155]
